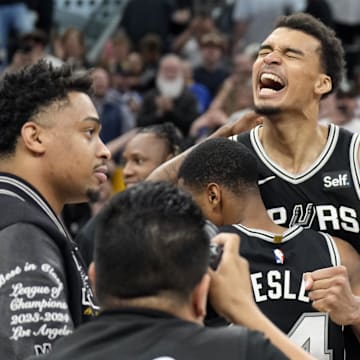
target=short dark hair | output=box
[139,122,184,156]
[0,60,93,156]
[178,138,258,194]
[95,181,209,305]
[275,13,345,96]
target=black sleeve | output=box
[0,223,75,358]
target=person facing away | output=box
[35,181,314,360]
[0,60,111,358]
[76,122,183,267]
[178,137,360,359]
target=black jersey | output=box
[232,124,360,252]
[220,224,345,360]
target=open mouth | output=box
[259,73,285,93]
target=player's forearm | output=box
[147,145,194,183]
[229,308,314,360]
[350,296,360,343]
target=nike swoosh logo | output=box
[258,176,276,185]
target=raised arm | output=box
[305,236,360,342]
[147,111,263,182]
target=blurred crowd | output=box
[1,0,360,234]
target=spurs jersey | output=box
[232,124,360,252]
[220,224,345,360]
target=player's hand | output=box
[208,233,258,326]
[304,266,360,326]
[210,110,264,138]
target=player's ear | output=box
[21,121,47,155]
[207,183,221,208]
[314,74,332,96]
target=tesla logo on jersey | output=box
[322,171,351,191]
[273,249,284,264]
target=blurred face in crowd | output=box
[92,68,110,98]
[156,55,185,98]
[201,44,223,67]
[113,36,131,63]
[62,28,86,60]
[122,133,172,187]
[233,53,253,80]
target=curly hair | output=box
[0,60,93,156]
[275,13,345,97]
[178,138,258,195]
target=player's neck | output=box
[103,294,200,323]
[230,195,286,234]
[259,114,329,175]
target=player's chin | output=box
[85,188,102,203]
[254,105,282,116]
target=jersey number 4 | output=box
[288,313,333,359]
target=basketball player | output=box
[178,138,360,359]
[229,13,360,357]
[148,13,360,356]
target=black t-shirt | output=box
[35,307,288,360]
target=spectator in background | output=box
[210,48,255,117]
[60,27,90,71]
[182,59,211,114]
[112,65,142,132]
[0,28,63,75]
[327,0,360,79]
[137,34,163,93]
[232,0,305,50]
[120,0,175,51]
[91,67,127,143]
[26,0,55,34]
[194,32,230,100]
[0,0,34,68]
[319,88,360,133]
[189,46,256,140]
[173,12,216,67]
[137,54,199,137]
[16,29,63,68]
[121,123,183,188]
[170,0,193,37]
[304,0,334,27]
[99,30,132,75]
